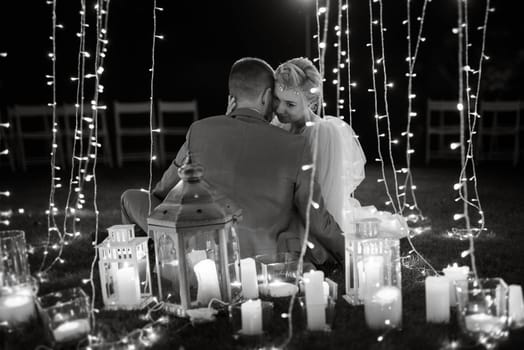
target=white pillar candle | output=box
[264,281,298,298]
[52,318,91,343]
[442,263,470,306]
[241,299,263,335]
[194,259,222,305]
[509,284,524,327]
[425,276,450,323]
[0,286,35,325]
[360,256,384,300]
[240,258,258,300]
[364,286,402,330]
[304,271,326,331]
[465,313,506,333]
[116,265,140,305]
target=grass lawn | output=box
[1,162,524,349]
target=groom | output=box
[121,57,343,265]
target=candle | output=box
[359,256,384,300]
[261,281,299,298]
[442,263,470,306]
[304,271,326,331]
[115,265,140,305]
[509,284,524,327]
[52,319,91,343]
[364,286,402,330]
[0,286,35,326]
[465,313,506,334]
[194,259,221,305]
[240,299,263,335]
[425,276,450,323]
[240,258,258,300]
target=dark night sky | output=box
[1,0,522,161]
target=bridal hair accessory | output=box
[277,84,301,96]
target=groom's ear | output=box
[261,87,272,106]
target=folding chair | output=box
[157,100,198,165]
[478,101,520,166]
[60,104,114,167]
[113,101,155,167]
[8,105,65,171]
[425,100,462,164]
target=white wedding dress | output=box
[272,115,366,235]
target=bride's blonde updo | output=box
[275,57,322,111]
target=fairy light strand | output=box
[401,0,430,217]
[343,0,354,126]
[88,0,111,331]
[335,0,342,119]
[148,0,160,215]
[60,0,88,254]
[281,124,320,349]
[367,0,398,213]
[377,0,402,212]
[39,0,61,272]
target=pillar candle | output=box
[116,265,140,305]
[240,258,258,300]
[425,276,450,323]
[359,256,384,300]
[442,263,470,306]
[52,318,91,343]
[241,299,263,335]
[509,284,524,327]
[0,285,35,325]
[364,286,402,330]
[304,271,326,331]
[194,259,221,305]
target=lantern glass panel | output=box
[344,221,401,305]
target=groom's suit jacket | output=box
[152,108,343,263]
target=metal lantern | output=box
[344,218,401,305]
[148,161,242,315]
[97,224,153,309]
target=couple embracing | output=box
[121,57,366,268]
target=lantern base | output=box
[104,295,155,311]
[163,302,189,318]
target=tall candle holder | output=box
[37,287,91,344]
[0,230,37,330]
[343,218,402,305]
[148,160,242,315]
[456,277,510,350]
[97,225,153,310]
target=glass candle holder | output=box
[255,253,299,298]
[456,277,510,350]
[230,299,274,349]
[37,287,91,344]
[0,230,36,329]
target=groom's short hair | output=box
[229,57,274,101]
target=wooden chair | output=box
[478,101,521,166]
[60,104,114,167]
[113,101,155,167]
[425,100,461,164]
[8,105,65,171]
[157,100,198,165]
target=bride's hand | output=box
[226,95,237,115]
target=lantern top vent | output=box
[147,160,242,231]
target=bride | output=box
[272,57,366,237]
[227,57,366,265]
